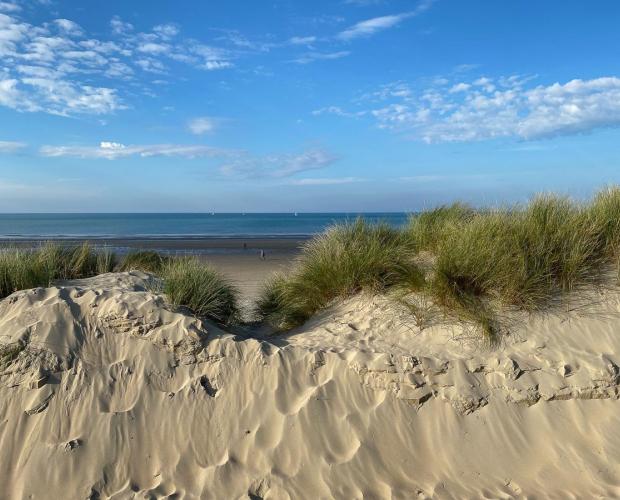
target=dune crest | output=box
[1,272,619,498]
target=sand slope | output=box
[1,273,619,499]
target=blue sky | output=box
[1,0,619,212]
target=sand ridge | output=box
[0,272,619,498]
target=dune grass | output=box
[0,242,117,299]
[0,243,240,326]
[161,257,239,325]
[408,202,475,252]
[4,187,620,340]
[258,187,620,340]
[119,250,169,273]
[256,219,424,330]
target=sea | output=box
[0,213,410,239]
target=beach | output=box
[204,250,299,312]
[3,194,620,497]
[0,237,303,311]
[1,0,616,496]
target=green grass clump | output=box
[588,186,620,257]
[0,250,45,297]
[96,249,117,275]
[426,193,620,339]
[66,242,99,278]
[255,274,309,330]
[256,219,424,330]
[257,187,620,341]
[0,244,239,327]
[119,250,169,273]
[432,196,608,310]
[36,242,110,280]
[0,242,117,299]
[161,257,239,325]
[408,202,475,251]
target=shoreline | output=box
[0,236,308,253]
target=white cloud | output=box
[288,176,364,185]
[312,106,346,116]
[0,2,20,12]
[105,61,133,79]
[53,19,83,36]
[0,11,240,116]
[214,30,276,53]
[337,0,434,40]
[327,75,620,142]
[0,13,31,56]
[110,16,133,35]
[0,140,25,152]
[0,79,28,110]
[186,42,233,70]
[337,13,412,40]
[203,60,233,70]
[137,42,169,54]
[0,13,124,114]
[219,149,339,178]
[40,142,227,159]
[153,23,179,39]
[449,82,470,93]
[289,36,317,45]
[135,58,166,74]
[11,77,123,115]
[518,77,620,139]
[312,105,367,118]
[188,117,217,135]
[292,50,350,64]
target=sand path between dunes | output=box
[203,252,296,316]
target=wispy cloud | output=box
[288,176,364,185]
[289,36,317,45]
[38,141,339,180]
[317,75,620,142]
[219,149,339,178]
[0,2,20,12]
[337,1,435,40]
[337,13,413,41]
[188,117,218,135]
[40,141,227,159]
[0,140,26,152]
[291,51,350,64]
[312,105,367,118]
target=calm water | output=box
[0,213,410,239]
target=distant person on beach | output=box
[243,242,247,250]
[260,249,265,260]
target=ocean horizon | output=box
[0,212,410,239]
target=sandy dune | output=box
[1,272,619,498]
